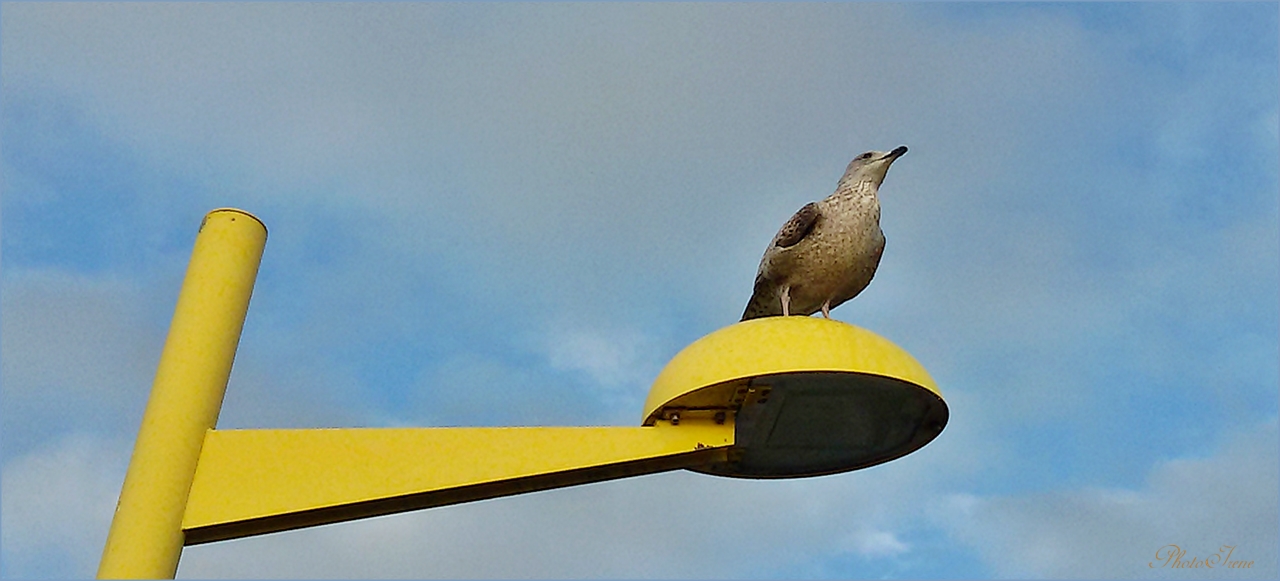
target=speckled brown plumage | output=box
[742,146,907,321]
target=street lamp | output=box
[97,209,947,579]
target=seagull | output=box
[741,146,907,321]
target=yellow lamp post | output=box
[97,209,947,579]
[97,209,267,578]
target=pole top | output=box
[202,208,267,237]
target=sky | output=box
[1,2,1277,579]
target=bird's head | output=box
[841,145,908,187]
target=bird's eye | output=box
[857,153,872,160]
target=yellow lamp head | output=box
[644,317,947,478]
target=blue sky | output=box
[2,2,1277,579]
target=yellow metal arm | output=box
[182,421,733,545]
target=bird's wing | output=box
[741,202,822,321]
[772,202,820,248]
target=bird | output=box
[741,146,907,321]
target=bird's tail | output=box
[740,282,781,321]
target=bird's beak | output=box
[883,146,908,161]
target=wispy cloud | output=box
[1,434,128,578]
[935,419,1279,578]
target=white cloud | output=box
[0,269,159,400]
[935,419,1279,578]
[0,433,129,578]
[544,328,639,388]
[0,270,164,460]
[539,323,666,420]
[406,351,581,427]
[840,528,911,559]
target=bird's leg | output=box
[821,300,831,319]
[780,286,791,317]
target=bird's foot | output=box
[781,286,791,317]
[821,302,831,318]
